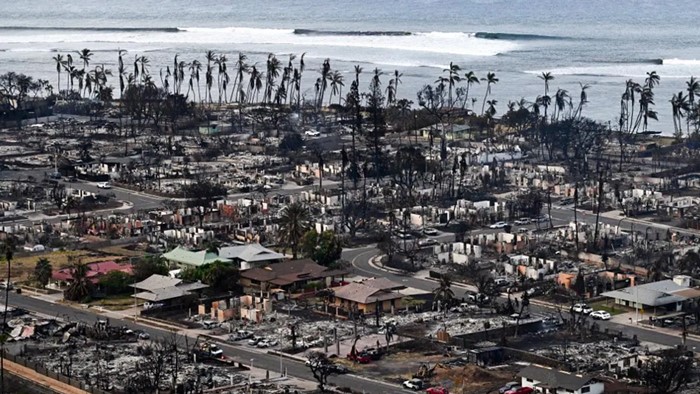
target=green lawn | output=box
[589,300,631,316]
[90,294,136,311]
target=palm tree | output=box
[442,62,462,108]
[205,50,216,104]
[392,69,403,102]
[354,65,363,88]
[297,53,306,107]
[317,59,331,109]
[328,70,345,105]
[686,76,700,133]
[480,72,498,115]
[264,53,281,104]
[538,71,554,96]
[432,274,454,313]
[33,258,52,288]
[1,236,16,392]
[553,88,570,121]
[278,202,311,259]
[229,53,248,103]
[574,83,590,119]
[461,71,479,110]
[64,261,94,301]
[383,322,396,354]
[52,54,65,94]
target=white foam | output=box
[0,27,517,57]
[663,58,700,66]
[525,61,700,79]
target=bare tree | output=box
[306,351,338,392]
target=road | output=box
[5,291,403,393]
[342,223,700,353]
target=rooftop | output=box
[518,365,596,391]
[162,246,232,267]
[218,243,285,263]
[601,279,698,306]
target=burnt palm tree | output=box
[278,202,311,259]
[297,53,306,107]
[392,69,403,103]
[317,58,331,109]
[552,88,570,121]
[574,83,590,119]
[231,53,248,104]
[538,71,554,96]
[480,71,498,115]
[686,76,699,133]
[187,59,202,102]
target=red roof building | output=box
[52,261,133,284]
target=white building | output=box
[517,365,604,394]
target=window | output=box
[525,378,533,383]
[581,386,590,393]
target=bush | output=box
[385,257,422,273]
[99,271,134,295]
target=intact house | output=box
[131,274,209,307]
[51,261,133,286]
[239,259,347,294]
[601,277,700,315]
[332,278,406,315]
[218,243,286,270]
[517,364,604,394]
[162,246,232,268]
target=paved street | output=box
[5,292,403,393]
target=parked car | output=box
[347,352,371,364]
[419,239,438,248]
[403,378,424,390]
[514,218,530,225]
[329,364,349,374]
[489,221,508,229]
[96,181,111,189]
[499,382,521,394]
[426,387,449,394]
[229,330,254,341]
[137,332,150,340]
[590,310,612,320]
[506,387,534,394]
[256,338,279,348]
[423,227,439,236]
[571,303,593,314]
[248,336,264,346]
[467,292,490,304]
[304,130,321,137]
[394,231,413,239]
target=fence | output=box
[4,353,109,394]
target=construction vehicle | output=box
[413,363,446,379]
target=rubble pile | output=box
[532,340,641,372]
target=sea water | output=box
[2,0,700,134]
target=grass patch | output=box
[589,300,630,316]
[90,294,136,311]
[0,250,124,281]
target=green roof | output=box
[162,246,232,267]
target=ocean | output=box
[2,0,700,134]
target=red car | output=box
[506,388,533,394]
[346,353,371,364]
[426,387,449,394]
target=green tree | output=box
[99,270,134,295]
[301,230,343,266]
[279,202,311,259]
[33,258,52,288]
[433,274,455,312]
[64,261,95,301]
[133,256,169,282]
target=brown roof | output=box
[241,259,343,286]
[360,278,406,291]
[333,282,403,304]
[671,287,700,299]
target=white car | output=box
[96,182,111,189]
[402,378,424,390]
[423,227,439,236]
[304,130,320,137]
[590,310,611,320]
[572,303,593,314]
[489,221,508,229]
[514,218,530,225]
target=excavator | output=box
[413,362,446,379]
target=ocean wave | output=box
[0,26,179,33]
[0,26,516,57]
[663,58,700,66]
[293,29,411,36]
[474,32,566,41]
